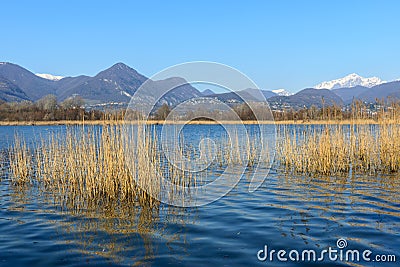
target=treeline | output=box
[269,100,400,121]
[0,95,399,122]
[150,101,400,121]
[0,95,103,121]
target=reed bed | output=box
[9,137,32,185]
[7,121,271,210]
[277,121,400,175]
[9,124,166,210]
[8,108,399,207]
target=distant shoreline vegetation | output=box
[0,94,399,124]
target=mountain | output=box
[332,85,369,104]
[76,63,202,106]
[0,62,57,100]
[268,88,343,109]
[356,81,400,102]
[55,75,91,93]
[0,77,30,102]
[332,81,400,103]
[0,62,203,107]
[207,88,277,104]
[36,73,64,81]
[314,73,384,90]
[272,89,292,96]
[140,77,203,107]
[1,62,398,109]
[208,91,258,104]
[201,89,215,96]
[242,88,277,99]
[57,63,149,104]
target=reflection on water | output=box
[4,180,196,266]
[1,170,399,266]
[268,173,400,240]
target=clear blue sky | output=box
[2,0,400,92]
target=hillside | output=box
[268,88,343,109]
[0,62,202,107]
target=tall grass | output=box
[7,102,399,205]
[277,103,400,175]
[8,124,157,209]
[8,121,271,210]
[9,137,32,185]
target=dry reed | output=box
[277,102,400,175]
[8,101,399,206]
[7,121,270,210]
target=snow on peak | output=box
[314,73,385,90]
[36,73,64,81]
[272,88,292,96]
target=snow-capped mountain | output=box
[314,73,385,90]
[36,73,64,81]
[272,88,292,96]
[0,62,202,104]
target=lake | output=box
[0,125,399,266]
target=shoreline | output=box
[0,119,394,126]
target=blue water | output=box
[0,125,399,266]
